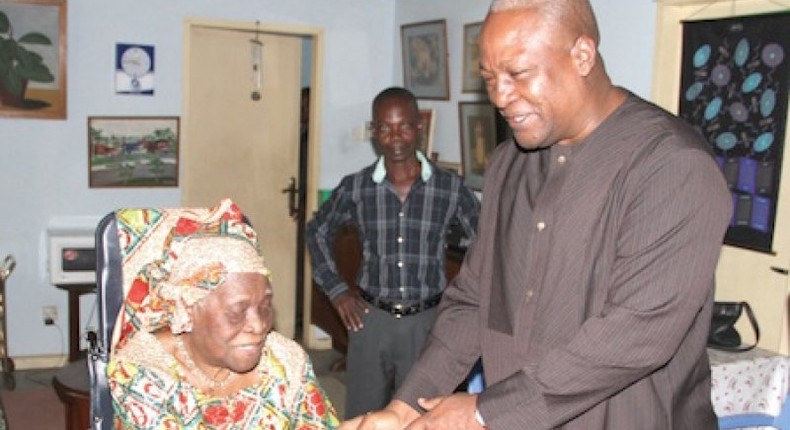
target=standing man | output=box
[307,87,480,418]
[342,1,731,429]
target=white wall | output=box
[0,0,658,360]
[0,0,396,359]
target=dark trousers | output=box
[343,305,437,419]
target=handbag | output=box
[707,301,760,352]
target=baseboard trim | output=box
[10,354,68,370]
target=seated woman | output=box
[107,201,339,429]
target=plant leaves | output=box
[18,32,52,45]
[2,68,25,97]
[0,12,9,33]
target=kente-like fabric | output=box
[112,198,262,350]
[109,330,340,429]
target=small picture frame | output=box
[418,109,436,156]
[459,102,498,190]
[88,116,180,188]
[401,19,450,100]
[0,0,67,119]
[115,43,155,95]
[462,22,485,93]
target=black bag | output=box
[708,301,760,352]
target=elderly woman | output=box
[107,201,339,429]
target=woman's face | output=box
[188,272,274,374]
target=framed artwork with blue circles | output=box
[679,11,790,253]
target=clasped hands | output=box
[339,394,485,430]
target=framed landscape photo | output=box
[418,108,435,157]
[0,0,67,119]
[462,22,484,93]
[89,116,180,188]
[401,19,450,100]
[459,102,498,190]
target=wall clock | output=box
[115,43,155,95]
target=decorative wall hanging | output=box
[679,11,790,253]
[459,101,498,190]
[0,0,66,119]
[418,108,435,158]
[88,116,179,187]
[115,43,154,95]
[401,19,449,100]
[462,21,484,93]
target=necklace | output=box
[175,335,237,391]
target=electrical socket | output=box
[42,306,57,325]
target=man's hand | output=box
[340,400,420,430]
[331,289,369,331]
[404,393,483,430]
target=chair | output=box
[88,201,245,429]
[88,213,123,430]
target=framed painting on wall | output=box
[459,101,498,190]
[88,116,180,188]
[462,22,484,93]
[0,0,67,119]
[401,19,450,100]
[115,43,155,95]
[418,108,435,157]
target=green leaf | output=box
[18,32,52,45]
[3,68,24,97]
[0,12,9,34]
[18,61,53,82]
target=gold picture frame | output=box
[459,102,497,190]
[0,0,67,119]
[462,22,484,93]
[401,19,450,100]
[418,108,435,157]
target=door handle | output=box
[281,177,300,218]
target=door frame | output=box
[182,18,328,348]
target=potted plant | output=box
[0,10,55,107]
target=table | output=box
[52,358,90,430]
[710,348,790,429]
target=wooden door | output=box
[182,21,302,339]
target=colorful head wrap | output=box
[115,199,271,348]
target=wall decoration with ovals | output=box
[679,11,790,253]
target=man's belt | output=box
[359,289,442,319]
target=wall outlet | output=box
[42,305,57,325]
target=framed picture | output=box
[115,43,155,95]
[0,0,66,119]
[418,108,435,157]
[401,20,450,100]
[459,102,498,190]
[88,116,180,188]
[462,22,484,93]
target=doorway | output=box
[181,19,324,342]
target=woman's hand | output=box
[331,289,369,331]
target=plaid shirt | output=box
[307,156,479,302]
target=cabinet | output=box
[310,225,464,355]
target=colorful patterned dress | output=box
[108,331,339,429]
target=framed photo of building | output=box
[88,116,180,188]
[401,19,450,100]
[462,21,484,93]
[0,0,67,119]
[459,102,497,190]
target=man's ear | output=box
[571,35,597,77]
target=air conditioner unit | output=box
[48,228,96,285]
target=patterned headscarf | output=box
[116,199,271,349]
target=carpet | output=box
[0,388,64,430]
